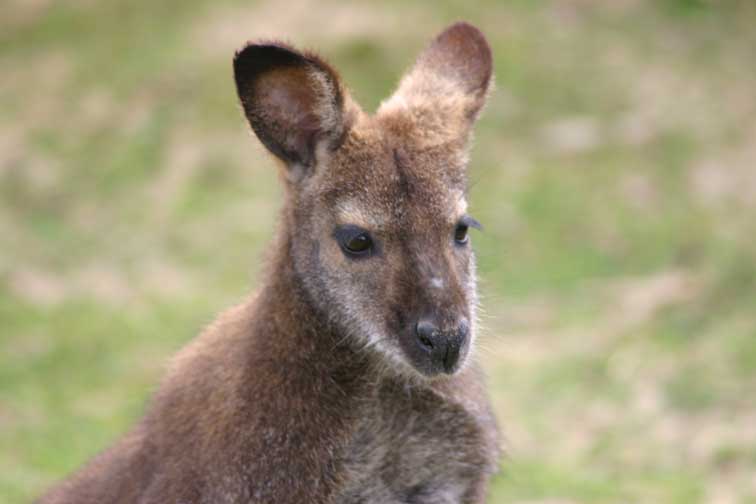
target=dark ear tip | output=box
[232,42,343,96]
[233,41,303,76]
[443,21,488,40]
[234,40,294,60]
[439,21,492,63]
[432,21,493,93]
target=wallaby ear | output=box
[379,22,492,140]
[233,43,349,180]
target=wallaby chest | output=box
[334,377,497,504]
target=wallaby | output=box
[38,22,500,504]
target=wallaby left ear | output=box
[233,42,351,181]
[379,22,493,137]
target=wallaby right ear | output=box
[233,43,349,180]
[378,23,492,145]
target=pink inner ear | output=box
[263,84,321,164]
[263,78,318,131]
[256,66,318,123]
[248,63,332,167]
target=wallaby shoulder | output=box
[137,265,376,503]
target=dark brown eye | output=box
[454,224,469,244]
[345,234,372,254]
[334,225,374,258]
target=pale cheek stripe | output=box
[456,198,468,215]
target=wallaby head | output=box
[233,22,492,378]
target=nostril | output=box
[415,320,438,351]
[418,333,434,349]
[413,317,469,373]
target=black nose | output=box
[415,318,469,373]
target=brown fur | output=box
[38,22,500,504]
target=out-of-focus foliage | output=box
[2,1,755,502]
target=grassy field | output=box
[2,0,756,502]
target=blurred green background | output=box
[2,0,756,502]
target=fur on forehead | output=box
[303,127,470,227]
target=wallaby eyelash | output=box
[459,215,483,231]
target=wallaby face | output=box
[234,23,492,377]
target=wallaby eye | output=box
[454,224,469,244]
[454,215,481,246]
[345,234,372,254]
[335,225,374,258]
